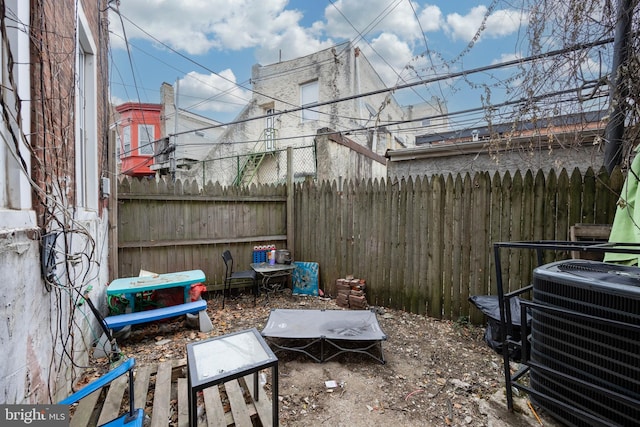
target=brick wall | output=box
[30,0,109,225]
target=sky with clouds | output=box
[109,0,539,125]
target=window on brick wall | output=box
[300,80,319,122]
[0,0,34,228]
[76,5,98,210]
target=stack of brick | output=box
[335,276,368,309]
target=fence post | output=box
[287,147,295,253]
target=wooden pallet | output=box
[69,359,274,427]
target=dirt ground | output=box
[105,291,560,427]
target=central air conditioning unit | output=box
[530,260,640,427]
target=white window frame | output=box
[300,80,319,122]
[265,108,276,151]
[75,5,98,211]
[138,124,155,155]
[0,0,35,229]
[122,125,131,157]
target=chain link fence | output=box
[199,144,316,187]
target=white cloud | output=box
[361,33,419,87]
[491,52,522,65]
[322,0,443,46]
[446,6,527,43]
[318,1,447,87]
[418,4,445,33]
[178,70,252,114]
[110,0,307,55]
[110,94,127,107]
[255,26,335,65]
[485,9,528,38]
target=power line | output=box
[110,17,360,124]
[108,32,251,107]
[168,35,615,138]
[328,0,432,106]
[115,11,313,114]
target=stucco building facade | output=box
[179,42,447,187]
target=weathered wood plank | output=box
[442,176,454,319]
[506,172,523,294]
[244,374,273,427]
[397,177,408,311]
[177,378,189,427]
[413,177,426,316]
[582,167,596,224]
[389,178,400,310]
[202,386,226,427]
[521,171,535,288]
[543,171,558,264]
[497,172,513,295]
[373,178,386,308]
[133,364,152,412]
[69,389,101,427]
[150,361,172,427]
[459,174,472,318]
[97,374,128,426]
[428,175,444,318]
[225,379,252,427]
[450,175,463,319]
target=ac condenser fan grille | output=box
[530,260,640,427]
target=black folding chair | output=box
[221,250,257,308]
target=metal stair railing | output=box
[233,128,277,186]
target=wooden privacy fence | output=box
[117,166,623,323]
[117,178,288,287]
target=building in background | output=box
[152,83,225,176]
[386,110,607,178]
[115,102,161,177]
[178,42,448,187]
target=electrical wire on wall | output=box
[1,0,114,401]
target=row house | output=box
[175,42,448,187]
[1,0,112,404]
[115,102,161,177]
[114,83,225,178]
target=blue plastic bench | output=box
[59,358,143,427]
[103,299,212,332]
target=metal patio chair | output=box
[221,250,257,308]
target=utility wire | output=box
[407,0,447,112]
[111,2,154,143]
[167,35,615,138]
[328,0,432,107]
[125,82,608,162]
[115,10,311,114]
